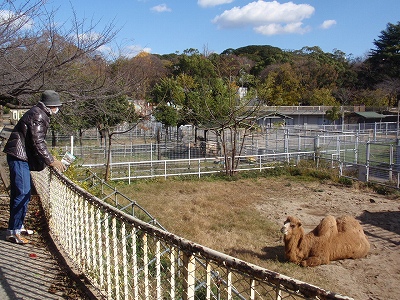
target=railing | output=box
[83,151,316,182]
[31,168,353,299]
[81,147,400,189]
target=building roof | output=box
[256,112,293,120]
[354,112,387,119]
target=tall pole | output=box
[341,105,345,132]
[397,100,399,144]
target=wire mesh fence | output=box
[76,135,399,189]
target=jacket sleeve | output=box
[29,113,54,166]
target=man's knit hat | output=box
[41,90,62,107]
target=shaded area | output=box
[358,210,400,235]
[261,245,286,262]
[358,210,400,246]
[228,245,286,262]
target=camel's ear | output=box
[298,221,302,227]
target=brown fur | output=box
[281,215,370,267]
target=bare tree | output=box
[0,0,119,104]
[195,77,261,176]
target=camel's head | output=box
[281,216,302,235]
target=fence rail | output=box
[81,144,400,189]
[83,151,315,182]
[31,168,353,300]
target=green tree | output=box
[257,63,302,106]
[153,104,179,135]
[173,48,217,79]
[152,74,198,129]
[355,89,390,107]
[152,77,185,105]
[369,22,400,79]
[325,106,341,124]
[367,22,400,105]
[221,45,289,76]
[309,88,338,106]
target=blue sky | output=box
[16,0,400,58]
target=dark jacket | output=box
[3,101,55,170]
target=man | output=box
[3,90,66,244]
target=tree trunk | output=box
[157,127,161,160]
[104,130,111,181]
[79,129,84,158]
[51,130,56,147]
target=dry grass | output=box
[115,175,332,287]
[84,166,400,299]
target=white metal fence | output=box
[53,122,398,166]
[347,141,400,187]
[79,138,400,189]
[31,168,353,300]
[82,151,315,182]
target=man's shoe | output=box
[6,234,30,244]
[21,226,34,235]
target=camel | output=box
[281,215,370,267]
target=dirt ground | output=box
[254,179,400,300]
[119,175,400,300]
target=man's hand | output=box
[50,159,66,172]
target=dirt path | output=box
[0,155,92,299]
[256,180,400,300]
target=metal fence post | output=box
[275,283,282,300]
[112,217,119,300]
[188,141,191,164]
[105,215,112,298]
[297,133,301,164]
[314,135,320,167]
[182,252,196,300]
[355,133,359,164]
[121,223,128,299]
[128,162,131,185]
[389,144,393,181]
[366,142,370,182]
[143,233,149,299]
[198,159,201,178]
[151,142,153,174]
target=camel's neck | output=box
[284,228,305,248]
[284,227,307,261]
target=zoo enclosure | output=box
[53,121,398,165]
[31,167,353,300]
[75,126,399,188]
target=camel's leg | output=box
[300,255,330,267]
